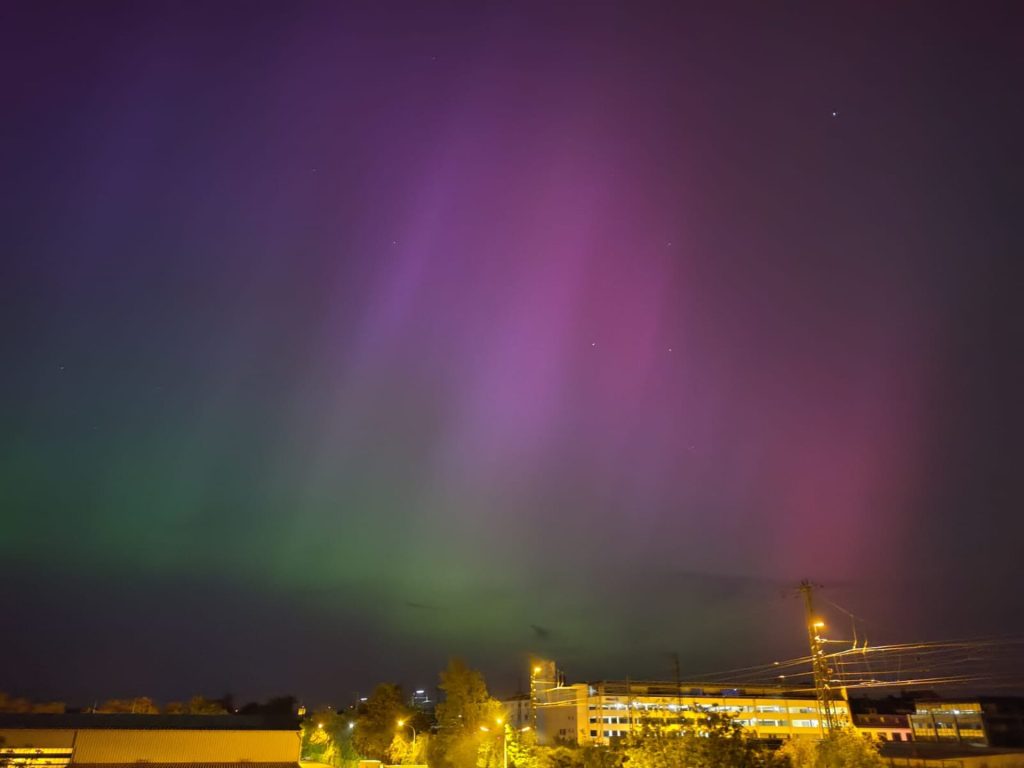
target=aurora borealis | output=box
[1,2,1021,703]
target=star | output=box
[831,111,838,118]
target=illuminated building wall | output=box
[850,712,914,743]
[910,699,1024,748]
[534,680,852,746]
[502,694,531,730]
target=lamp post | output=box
[397,719,417,745]
[480,720,506,768]
[481,720,531,768]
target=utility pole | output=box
[800,579,838,736]
[529,662,541,732]
[671,653,684,730]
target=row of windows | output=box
[589,720,821,739]
[916,704,982,715]
[585,729,914,745]
[876,733,910,742]
[587,703,818,714]
[0,749,73,768]
[591,715,810,729]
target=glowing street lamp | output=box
[481,719,530,768]
[397,719,416,744]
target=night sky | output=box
[1,2,1021,705]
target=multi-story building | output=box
[502,694,531,731]
[910,699,1024,748]
[850,712,913,743]
[409,689,434,716]
[530,676,850,746]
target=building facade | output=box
[530,679,851,746]
[502,694,531,731]
[910,699,1024,748]
[850,712,913,743]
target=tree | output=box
[776,738,816,768]
[354,684,411,761]
[429,658,507,768]
[507,726,600,768]
[531,746,584,768]
[164,696,227,714]
[302,709,362,767]
[387,731,430,765]
[506,725,539,768]
[0,693,65,714]
[579,745,623,768]
[625,711,774,768]
[0,693,31,713]
[778,729,884,768]
[96,698,159,714]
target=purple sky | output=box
[1,1,1021,704]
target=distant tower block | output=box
[529,658,558,730]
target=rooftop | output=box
[581,680,818,699]
[0,714,301,731]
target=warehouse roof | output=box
[70,764,300,768]
[0,714,300,731]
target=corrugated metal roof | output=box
[70,763,300,768]
[69,728,300,763]
[0,715,300,732]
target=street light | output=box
[397,719,416,744]
[481,719,529,768]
